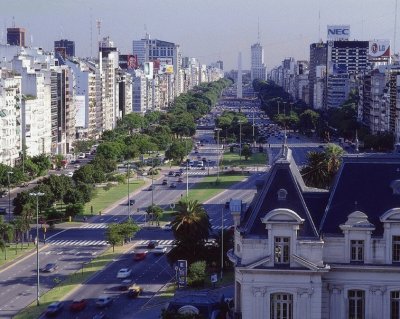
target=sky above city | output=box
[1,0,398,70]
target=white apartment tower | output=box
[251,42,267,81]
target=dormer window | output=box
[277,189,288,201]
[274,237,290,264]
[350,240,364,262]
[393,236,400,262]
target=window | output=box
[350,240,364,262]
[277,189,288,201]
[270,293,293,319]
[348,290,364,319]
[393,236,400,262]
[274,237,290,264]
[391,291,400,319]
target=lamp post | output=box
[7,171,13,222]
[127,163,131,220]
[238,120,243,164]
[29,192,44,306]
[252,108,255,147]
[221,206,224,281]
[215,128,221,181]
[151,157,154,206]
[186,159,189,198]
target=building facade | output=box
[251,43,267,82]
[7,27,26,47]
[229,146,400,319]
[54,39,75,57]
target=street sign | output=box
[211,273,218,283]
[177,259,187,288]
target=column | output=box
[328,284,344,319]
[368,286,386,319]
[297,288,314,319]
[252,287,267,319]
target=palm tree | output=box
[325,143,344,177]
[13,216,30,249]
[171,199,211,245]
[301,151,329,189]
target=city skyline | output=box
[1,0,399,70]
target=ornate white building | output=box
[229,146,400,319]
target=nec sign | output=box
[327,25,350,41]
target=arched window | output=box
[270,293,293,319]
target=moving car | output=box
[169,183,177,189]
[127,284,142,298]
[147,240,158,249]
[153,245,167,255]
[177,177,183,183]
[96,296,113,308]
[66,172,73,178]
[46,301,63,316]
[41,263,58,273]
[69,299,87,312]
[92,313,107,319]
[168,171,174,176]
[134,250,148,261]
[119,279,133,291]
[162,179,168,185]
[117,268,132,279]
[163,223,172,231]
[147,185,154,191]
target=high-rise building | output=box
[54,39,75,58]
[237,52,243,99]
[326,40,369,108]
[309,42,327,109]
[7,27,26,47]
[250,43,267,81]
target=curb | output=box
[0,244,48,274]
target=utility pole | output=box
[30,192,44,306]
[215,128,221,181]
[221,207,224,280]
[238,120,243,164]
[151,157,154,206]
[127,163,131,220]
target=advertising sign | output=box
[162,65,174,74]
[327,25,350,41]
[176,259,187,288]
[127,55,138,70]
[144,62,154,79]
[369,40,390,60]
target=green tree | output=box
[65,203,84,217]
[12,216,30,248]
[301,151,329,189]
[63,189,84,205]
[96,142,125,161]
[241,144,252,160]
[0,217,14,259]
[188,260,206,288]
[165,140,188,163]
[145,205,163,226]
[105,223,124,252]
[325,143,344,178]
[43,175,73,202]
[119,220,139,242]
[31,154,51,175]
[299,109,319,134]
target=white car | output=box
[153,245,167,254]
[117,268,132,279]
[66,172,74,178]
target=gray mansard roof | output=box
[239,148,400,238]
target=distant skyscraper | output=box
[309,42,327,109]
[216,60,223,70]
[7,27,26,47]
[251,43,267,82]
[54,39,75,57]
[237,52,243,99]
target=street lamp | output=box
[252,108,255,147]
[151,157,154,206]
[29,192,44,306]
[215,128,221,181]
[7,171,13,222]
[238,120,243,164]
[126,163,131,220]
[221,206,224,281]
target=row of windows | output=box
[273,236,400,265]
[269,291,400,319]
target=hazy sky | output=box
[1,0,398,70]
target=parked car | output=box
[128,199,136,205]
[117,268,132,279]
[41,263,58,273]
[162,179,168,185]
[174,171,182,177]
[177,177,183,183]
[153,245,167,255]
[66,172,74,178]
[134,251,148,261]
[168,171,174,176]
[46,301,63,316]
[169,183,177,189]
[127,284,142,298]
[147,240,158,249]
[78,153,86,159]
[96,296,113,308]
[69,299,87,312]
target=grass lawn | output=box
[221,150,268,167]
[83,179,145,215]
[14,244,130,319]
[0,243,35,267]
[187,173,247,203]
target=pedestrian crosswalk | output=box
[135,239,175,246]
[211,225,232,230]
[46,239,108,246]
[80,223,107,229]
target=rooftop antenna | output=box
[318,10,321,41]
[96,19,101,44]
[12,16,15,28]
[355,130,359,153]
[90,11,93,57]
[395,0,398,54]
[257,17,260,43]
